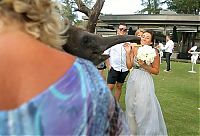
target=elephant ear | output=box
[62,25,140,65]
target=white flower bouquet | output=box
[136,45,156,65]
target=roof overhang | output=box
[98,14,200,26]
[83,14,200,26]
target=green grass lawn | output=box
[105,61,200,136]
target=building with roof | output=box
[83,14,200,59]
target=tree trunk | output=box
[148,0,151,14]
[75,0,105,33]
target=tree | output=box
[165,0,200,15]
[140,0,165,14]
[74,0,105,33]
[62,0,77,22]
[55,0,76,23]
[61,0,104,33]
[57,0,94,25]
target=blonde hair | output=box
[0,0,67,49]
[135,28,145,36]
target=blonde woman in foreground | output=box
[0,0,130,135]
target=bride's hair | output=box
[0,0,67,49]
[144,30,155,47]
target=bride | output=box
[124,30,167,135]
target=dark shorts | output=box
[107,67,129,84]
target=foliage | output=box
[140,0,166,14]
[165,0,200,15]
[60,0,93,23]
[82,0,94,8]
[61,0,77,23]
[140,0,200,15]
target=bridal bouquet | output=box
[136,45,156,65]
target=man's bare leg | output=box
[114,82,123,101]
[107,84,115,91]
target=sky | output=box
[78,0,143,19]
[101,0,143,14]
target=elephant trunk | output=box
[99,35,140,51]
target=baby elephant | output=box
[62,25,140,65]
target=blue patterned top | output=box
[0,58,129,135]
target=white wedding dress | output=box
[125,57,167,136]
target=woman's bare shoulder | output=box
[0,36,76,110]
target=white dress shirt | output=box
[104,43,128,72]
[162,40,174,53]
